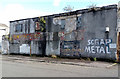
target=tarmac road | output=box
[1,55,119,77]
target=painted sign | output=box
[85,39,112,54]
[12,32,44,41]
[60,41,82,57]
[109,43,116,48]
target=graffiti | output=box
[58,28,85,41]
[36,17,46,32]
[85,39,113,54]
[36,22,40,30]
[60,41,82,57]
[61,49,82,52]
[65,17,76,33]
[53,16,84,41]
[58,32,64,40]
[53,18,61,25]
[12,32,43,41]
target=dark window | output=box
[77,16,82,28]
[20,24,23,32]
[25,22,27,33]
[15,24,23,32]
[61,19,65,29]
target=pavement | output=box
[1,54,118,68]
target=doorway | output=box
[117,32,120,62]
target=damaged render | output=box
[8,5,118,60]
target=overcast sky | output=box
[0,0,119,26]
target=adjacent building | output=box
[0,23,9,53]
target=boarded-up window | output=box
[77,15,82,28]
[53,32,59,41]
[53,32,59,49]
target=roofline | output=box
[0,23,8,27]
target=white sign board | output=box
[109,44,116,48]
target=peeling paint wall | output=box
[9,5,117,60]
[80,8,117,60]
[9,17,46,55]
[45,16,60,56]
[59,6,117,60]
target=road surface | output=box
[1,55,118,77]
